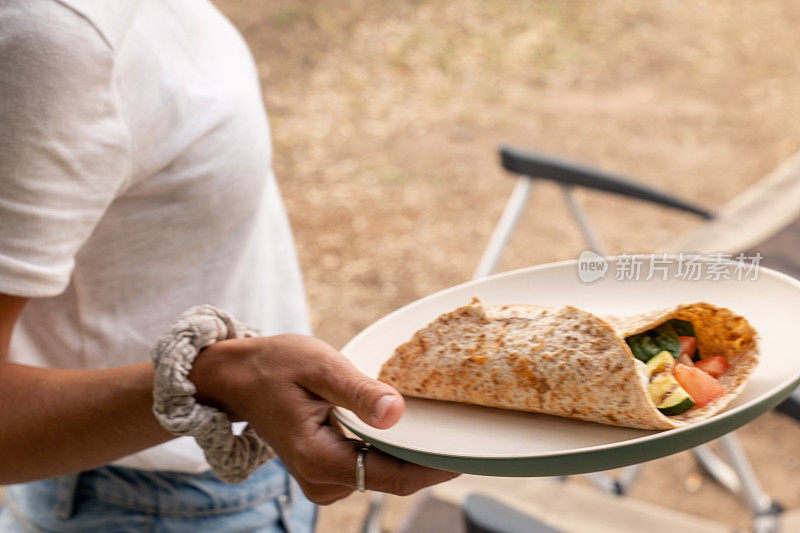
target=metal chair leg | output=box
[560,184,606,255]
[473,176,535,279]
[690,434,781,533]
[615,464,644,495]
[693,444,743,495]
[717,434,776,517]
[583,472,624,495]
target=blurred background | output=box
[214,1,800,531]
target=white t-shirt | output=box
[0,0,310,472]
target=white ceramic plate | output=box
[332,258,800,476]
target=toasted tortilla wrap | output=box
[378,298,759,430]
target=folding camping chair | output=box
[360,145,800,533]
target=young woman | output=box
[0,1,456,530]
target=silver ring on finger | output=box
[356,443,371,492]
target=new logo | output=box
[578,250,607,283]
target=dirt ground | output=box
[212,1,800,531]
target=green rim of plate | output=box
[336,376,800,477]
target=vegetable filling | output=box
[626,319,728,416]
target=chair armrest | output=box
[499,144,714,219]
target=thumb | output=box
[300,352,405,429]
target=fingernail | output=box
[373,394,397,423]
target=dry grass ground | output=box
[213,1,800,531]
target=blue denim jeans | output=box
[0,459,316,532]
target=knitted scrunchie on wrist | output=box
[151,304,275,483]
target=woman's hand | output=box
[190,334,459,505]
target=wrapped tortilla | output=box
[378,298,759,430]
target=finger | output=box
[297,349,404,429]
[296,426,458,495]
[360,444,460,495]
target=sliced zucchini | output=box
[648,372,695,416]
[658,394,695,416]
[645,351,675,377]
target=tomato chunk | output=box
[674,363,725,407]
[695,356,730,379]
[679,336,696,358]
[678,353,694,367]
